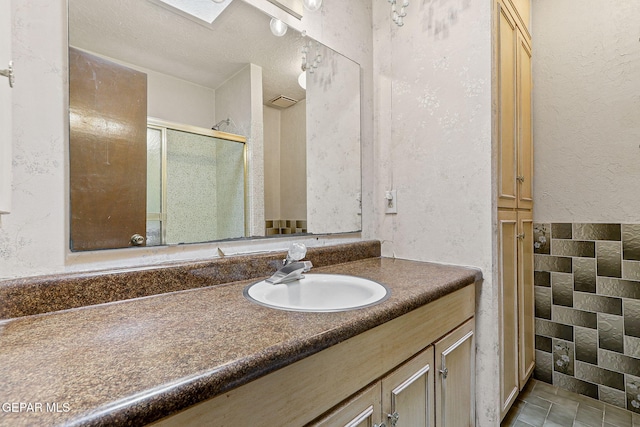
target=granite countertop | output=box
[0,257,480,426]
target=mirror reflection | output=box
[146,120,247,246]
[68,0,361,251]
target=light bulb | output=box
[269,18,288,37]
[298,72,306,89]
[303,0,322,12]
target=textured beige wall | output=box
[532,0,640,222]
[0,0,12,214]
[307,45,361,234]
[280,100,306,221]
[262,102,306,222]
[215,63,264,237]
[263,106,281,220]
[372,1,495,424]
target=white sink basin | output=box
[244,274,390,312]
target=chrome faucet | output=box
[266,243,313,284]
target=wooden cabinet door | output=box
[498,209,519,418]
[517,32,533,210]
[69,47,147,251]
[381,346,435,427]
[509,0,531,37]
[434,319,475,427]
[518,210,535,388]
[497,1,518,209]
[309,382,382,427]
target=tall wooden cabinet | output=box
[496,0,534,420]
[497,0,532,212]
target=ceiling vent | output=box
[269,95,298,109]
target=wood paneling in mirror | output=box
[69,47,147,251]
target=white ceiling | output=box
[68,0,308,104]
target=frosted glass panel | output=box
[157,128,246,245]
[147,127,162,214]
[165,129,218,244]
[216,140,245,239]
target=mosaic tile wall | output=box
[533,223,640,413]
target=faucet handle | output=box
[286,242,307,264]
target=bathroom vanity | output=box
[0,242,479,426]
[154,283,475,427]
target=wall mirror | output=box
[68,0,362,251]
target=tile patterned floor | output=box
[502,379,640,427]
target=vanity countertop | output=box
[0,257,480,426]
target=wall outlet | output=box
[385,190,397,214]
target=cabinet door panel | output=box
[499,210,519,418]
[309,382,382,427]
[518,211,535,387]
[435,319,475,427]
[381,346,434,427]
[497,2,518,209]
[517,32,533,209]
[509,0,531,37]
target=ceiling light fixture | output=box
[298,72,306,89]
[211,0,225,3]
[389,0,409,27]
[303,0,323,12]
[269,17,288,37]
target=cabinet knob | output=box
[387,411,399,426]
[517,233,525,240]
[130,234,145,246]
[517,175,525,183]
[439,367,449,378]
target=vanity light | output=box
[269,18,288,37]
[298,72,306,89]
[303,0,322,12]
[300,39,322,74]
[389,0,409,27]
